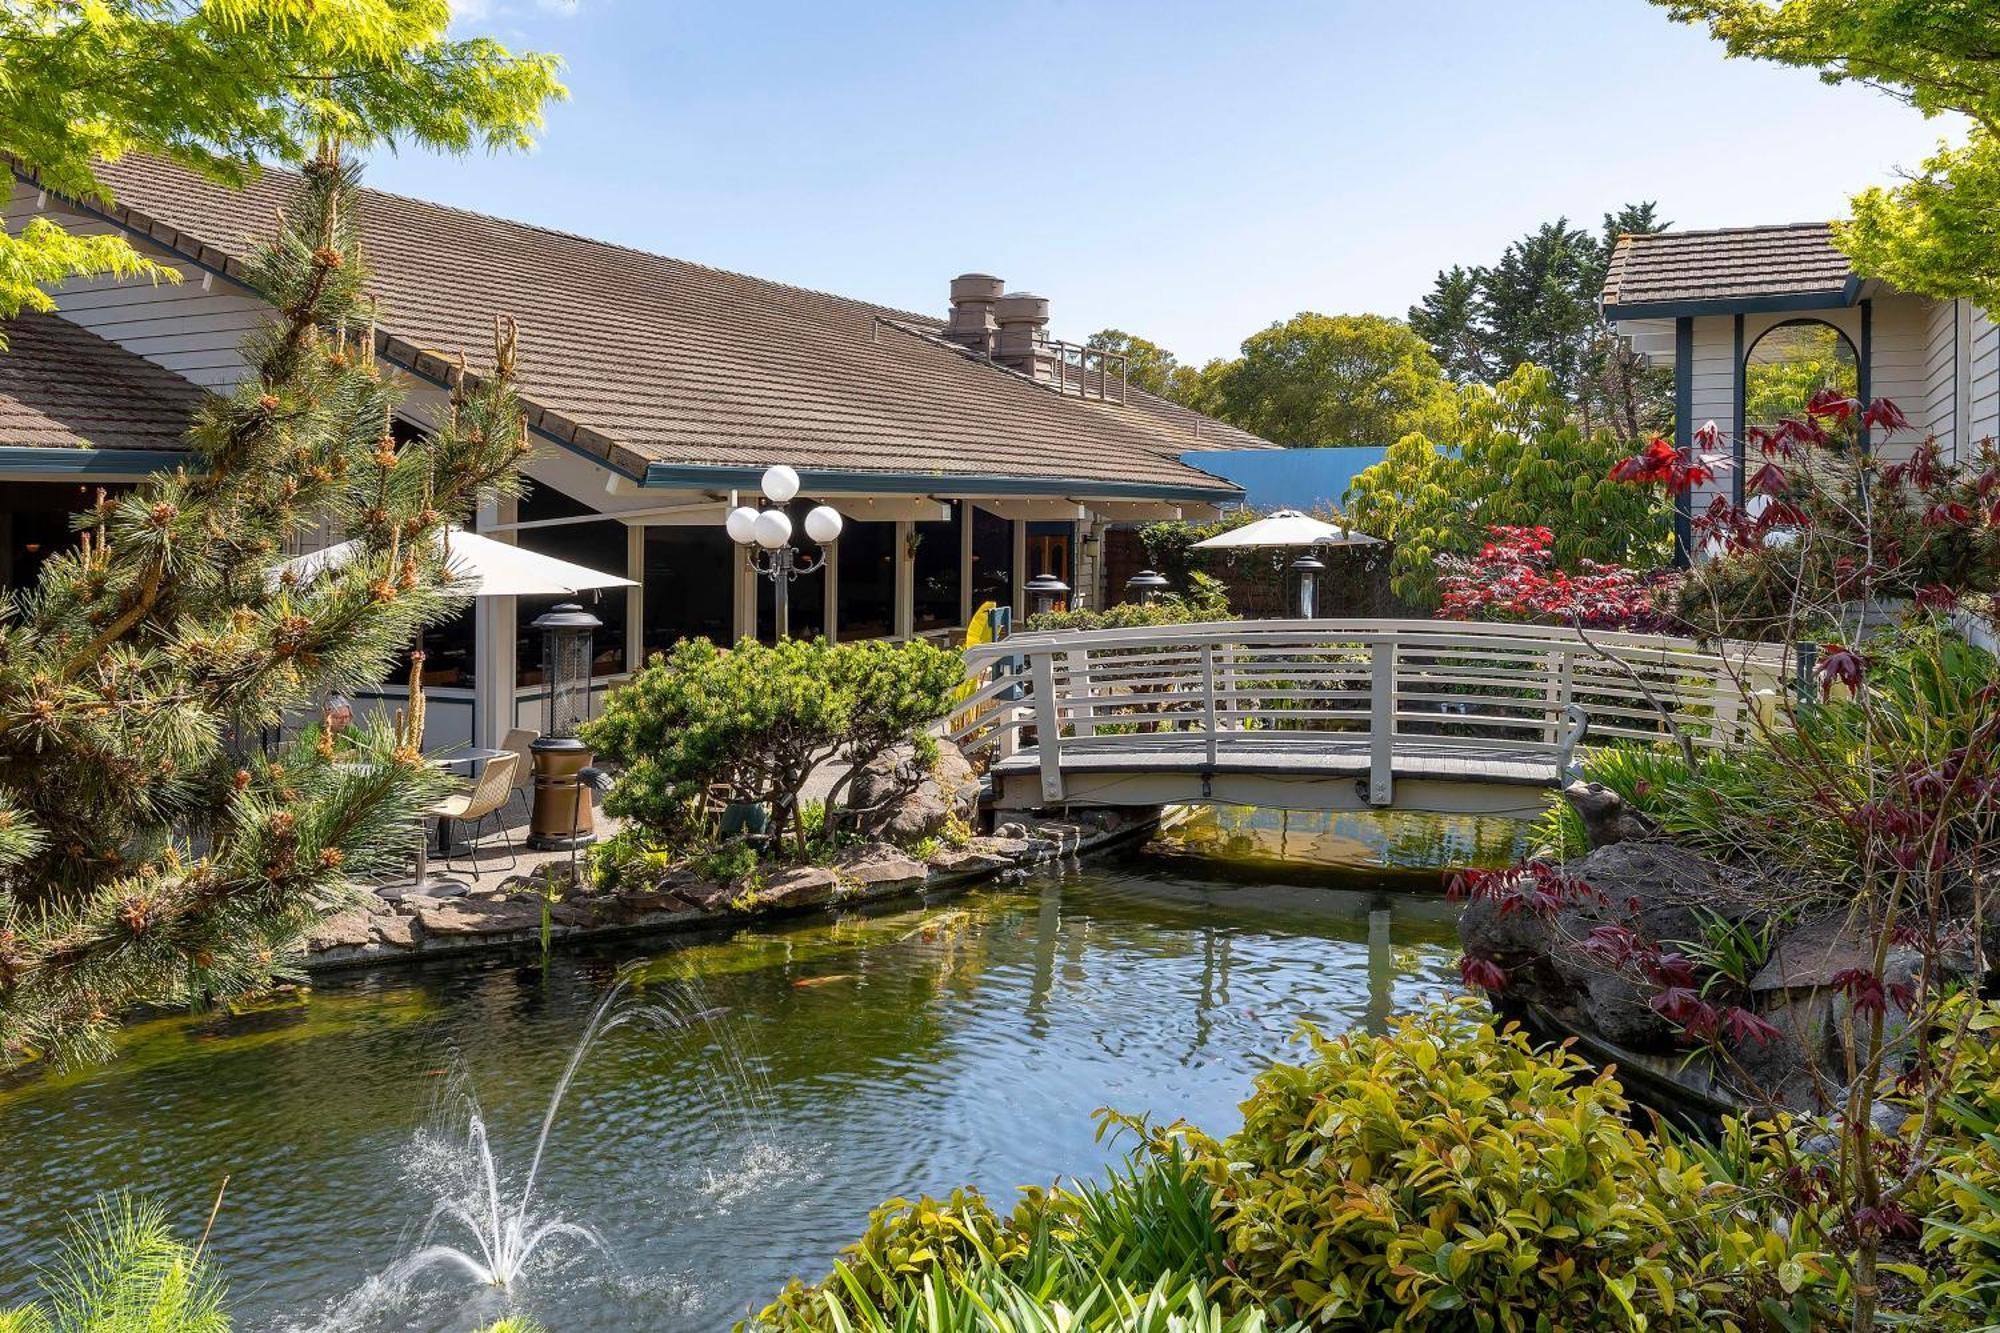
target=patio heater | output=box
[725,464,844,640]
[1025,573,1070,619]
[1125,569,1170,605]
[527,601,603,850]
[1291,554,1327,619]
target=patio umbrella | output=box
[1188,508,1378,551]
[278,524,635,596]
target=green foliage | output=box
[1122,1000,1802,1330]
[1410,208,1673,444]
[585,637,963,859]
[1024,573,1233,632]
[1083,330,1181,399]
[1657,0,2000,310]
[1346,363,1672,605]
[3,1192,228,1332]
[0,0,564,321]
[1743,323,1858,428]
[1204,313,1449,448]
[1528,742,1746,857]
[0,153,526,1065]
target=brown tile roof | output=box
[1601,223,1856,315]
[0,311,206,450]
[48,156,1251,497]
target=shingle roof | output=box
[1601,223,1855,315]
[48,156,1251,497]
[0,311,206,450]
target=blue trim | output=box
[1673,318,1693,567]
[1604,290,1853,321]
[1731,314,1746,507]
[0,446,188,475]
[1858,298,1874,454]
[638,461,1242,503]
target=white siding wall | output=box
[1923,298,1962,459]
[2,181,259,389]
[1864,296,1930,460]
[1687,314,1735,513]
[1971,308,2000,447]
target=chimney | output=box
[992,290,1055,381]
[945,273,1005,353]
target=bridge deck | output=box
[989,735,1557,788]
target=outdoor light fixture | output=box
[527,601,603,850]
[1125,569,1170,605]
[1291,554,1327,619]
[1025,572,1070,618]
[726,464,843,639]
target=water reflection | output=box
[0,840,1463,1333]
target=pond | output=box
[0,822,1472,1332]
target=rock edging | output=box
[304,809,1155,972]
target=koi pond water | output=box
[0,809,1497,1332]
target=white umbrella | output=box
[1190,509,1378,551]
[279,524,635,597]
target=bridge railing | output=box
[946,619,1793,806]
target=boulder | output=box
[1563,781,1660,849]
[842,741,980,843]
[749,865,842,909]
[928,848,1014,877]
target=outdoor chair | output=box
[500,727,537,818]
[428,751,521,875]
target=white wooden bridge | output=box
[947,620,1792,818]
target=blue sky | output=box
[390,1,1958,365]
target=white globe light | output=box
[804,504,844,544]
[725,505,760,545]
[761,464,801,504]
[752,507,793,550]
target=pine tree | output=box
[0,147,528,1065]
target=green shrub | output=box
[1024,573,1234,633]
[1114,1000,1816,1332]
[585,636,962,858]
[3,1192,228,1333]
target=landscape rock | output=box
[969,834,1031,859]
[842,740,980,842]
[307,907,373,952]
[994,821,1030,839]
[751,865,842,909]
[1564,781,1661,849]
[369,913,421,949]
[416,898,542,937]
[832,842,928,888]
[928,848,1013,877]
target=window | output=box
[1026,520,1074,610]
[643,526,734,657]
[513,484,629,684]
[913,506,962,631]
[836,519,896,640]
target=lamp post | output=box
[1125,569,1169,605]
[1025,572,1070,619]
[1291,553,1327,619]
[726,464,843,640]
[527,601,603,850]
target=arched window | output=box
[1742,319,1859,430]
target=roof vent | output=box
[992,291,1055,381]
[944,273,1005,353]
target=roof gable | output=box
[1601,223,1857,318]
[0,311,206,451]
[45,156,1251,498]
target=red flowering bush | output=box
[1436,524,1679,631]
[1608,393,2000,641]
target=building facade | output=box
[2,156,1275,750]
[1602,222,1998,561]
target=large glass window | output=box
[644,526,734,657]
[0,481,130,591]
[969,505,1013,616]
[913,506,962,631]
[1744,320,1860,431]
[514,484,629,684]
[836,519,896,641]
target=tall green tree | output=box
[1084,329,1180,397]
[1656,1,2000,310]
[0,152,530,1065]
[1408,205,1673,444]
[1207,312,1447,447]
[0,0,564,325]
[1346,363,1672,605]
